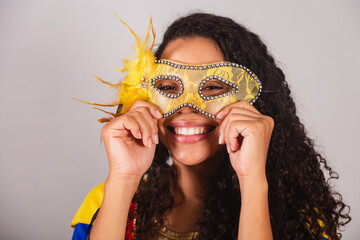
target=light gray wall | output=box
[0,0,359,239]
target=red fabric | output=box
[125,202,136,240]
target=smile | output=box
[174,127,210,135]
[165,121,217,143]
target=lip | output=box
[166,121,217,143]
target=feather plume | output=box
[114,13,156,113]
[72,14,156,122]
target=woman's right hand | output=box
[101,100,162,178]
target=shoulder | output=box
[70,182,136,240]
[71,182,104,227]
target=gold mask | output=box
[146,59,262,118]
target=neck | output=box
[171,151,224,205]
[163,150,226,232]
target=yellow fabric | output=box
[318,219,330,239]
[71,183,104,227]
[306,217,331,239]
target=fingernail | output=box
[154,134,159,144]
[226,144,231,153]
[155,110,162,118]
[138,131,142,139]
[217,111,223,118]
[218,134,223,144]
[231,144,235,152]
[148,138,152,148]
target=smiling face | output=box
[157,37,226,166]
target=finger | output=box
[128,110,158,147]
[218,112,259,145]
[217,100,260,119]
[104,115,142,140]
[131,107,159,145]
[130,100,162,119]
[223,106,262,118]
[222,114,259,152]
[109,105,159,146]
[225,120,247,152]
[121,116,143,140]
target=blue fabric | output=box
[72,223,92,240]
[321,237,327,240]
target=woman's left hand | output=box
[217,101,274,181]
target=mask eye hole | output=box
[152,75,184,97]
[200,79,234,97]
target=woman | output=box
[71,13,351,240]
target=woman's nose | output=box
[176,106,199,114]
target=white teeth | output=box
[194,128,200,135]
[174,127,209,135]
[188,128,195,135]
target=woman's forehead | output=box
[160,37,224,65]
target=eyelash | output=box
[160,85,223,90]
[157,81,225,91]
[203,85,223,90]
[158,84,177,90]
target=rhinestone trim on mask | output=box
[198,75,239,100]
[153,59,262,118]
[150,75,184,98]
[162,103,217,119]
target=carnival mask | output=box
[146,59,262,118]
[74,17,262,122]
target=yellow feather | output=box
[115,15,156,114]
[93,75,118,88]
[113,67,123,73]
[72,15,156,122]
[72,98,118,107]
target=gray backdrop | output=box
[0,0,359,239]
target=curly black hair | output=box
[133,12,351,240]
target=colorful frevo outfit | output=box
[72,15,330,240]
[71,183,330,240]
[71,183,200,240]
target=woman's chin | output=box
[170,144,224,167]
[172,155,207,166]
